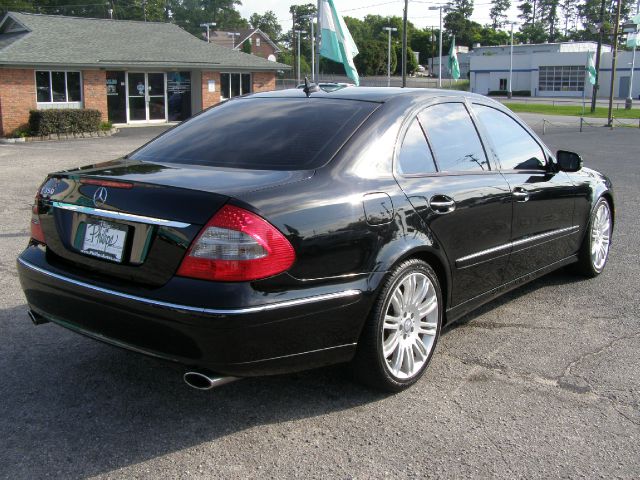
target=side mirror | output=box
[556,150,583,172]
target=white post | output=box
[294,30,306,84]
[311,20,315,82]
[509,23,514,98]
[316,0,322,82]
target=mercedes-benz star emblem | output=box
[93,187,108,207]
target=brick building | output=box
[0,12,289,136]
[209,29,281,61]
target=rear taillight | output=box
[30,194,46,245]
[176,205,295,282]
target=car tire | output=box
[575,197,612,277]
[351,258,443,392]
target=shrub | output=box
[99,120,113,132]
[29,109,102,136]
[11,124,30,138]
[487,90,531,97]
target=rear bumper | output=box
[17,247,372,376]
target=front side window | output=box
[35,71,82,103]
[220,73,251,99]
[397,118,437,175]
[419,103,489,172]
[472,104,546,171]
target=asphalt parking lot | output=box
[0,120,638,479]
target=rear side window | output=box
[472,104,546,170]
[131,98,377,170]
[397,118,437,175]
[419,103,489,172]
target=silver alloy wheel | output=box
[591,202,611,272]
[382,272,438,380]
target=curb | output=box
[1,127,119,144]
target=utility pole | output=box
[294,30,307,84]
[402,0,408,87]
[429,5,444,87]
[383,27,398,87]
[591,0,607,112]
[607,0,623,126]
[200,22,216,43]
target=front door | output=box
[470,103,578,280]
[127,72,167,122]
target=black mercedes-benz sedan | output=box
[17,87,614,392]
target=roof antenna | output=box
[303,76,320,97]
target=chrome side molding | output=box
[18,258,361,316]
[51,201,191,229]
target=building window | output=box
[220,73,251,99]
[256,37,261,47]
[36,71,82,103]
[499,78,507,90]
[538,66,584,92]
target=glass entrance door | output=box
[127,72,166,122]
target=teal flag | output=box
[627,32,640,48]
[319,0,360,85]
[586,51,597,85]
[448,36,460,80]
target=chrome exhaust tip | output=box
[183,371,239,390]
[28,310,49,325]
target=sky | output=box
[236,0,523,33]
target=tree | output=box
[249,10,282,41]
[490,0,512,28]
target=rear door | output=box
[470,103,578,280]
[394,100,512,307]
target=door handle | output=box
[513,188,530,202]
[429,195,456,214]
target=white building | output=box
[467,41,639,99]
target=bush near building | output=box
[28,109,102,136]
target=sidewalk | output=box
[514,111,640,131]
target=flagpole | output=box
[583,52,588,116]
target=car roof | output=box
[250,86,489,104]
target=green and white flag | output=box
[627,32,640,48]
[319,0,360,85]
[448,36,460,80]
[586,51,597,85]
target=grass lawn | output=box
[503,102,640,119]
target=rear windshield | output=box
[130,97,378,170]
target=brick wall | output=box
[252,72,276,93]
[0,68,36,136]
[82,70,108,120]
[201,71,221,109]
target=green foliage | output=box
[29,109,102,136]
[249,10,282,41]
[490,0,512,28]
[241,40,252,54]
[447,80,471,91]
[11,124,30,138]
[99,121,113,132]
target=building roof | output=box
[210,28,281,53]
[0,12,290,70]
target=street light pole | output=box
[383,27,398,87]
[294,30,307,84]
[591,0,607,112]
[429,6,444,88]
[508,22,515,98]
[199,22,216,43]
[227,32,240,49]
[302,15,317,82]
[607,0,622,127]
[626,0,640,109]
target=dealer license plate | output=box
[80,220,127,263]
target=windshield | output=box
[130,97,378,170]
